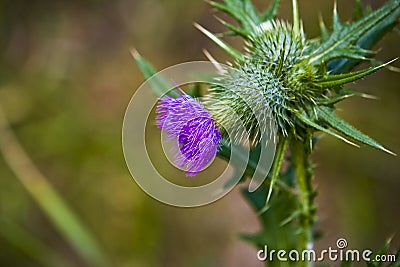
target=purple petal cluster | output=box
[156,94,222,176]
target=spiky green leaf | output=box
[209,0,282,38]
[240,167,299,252]
[317,106,395,155]
[309,0,400,65]
[313,59,396,88]
[295,111,359,147]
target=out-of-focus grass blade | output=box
[0,106,107,267]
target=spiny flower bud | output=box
[205,20,319,144]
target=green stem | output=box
[290,136,315,266]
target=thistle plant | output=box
[134,0,400,265]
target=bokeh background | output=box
[0,0,399,266]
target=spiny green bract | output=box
[200,0,399,154]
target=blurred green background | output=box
[0,0,399,266]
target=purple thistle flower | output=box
[156,93,222,176]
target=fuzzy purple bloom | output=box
[156,94,222,176]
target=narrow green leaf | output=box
[209,1,241,21]
[258,137,288,214]
[130,49,172,97]
[338,88,377,100]
[214,16,249,37]
[371,59,400,72]
[313,59,396,88]
[130,49,157,79]
[242,0,261,24]
[317,94,353,105]
[219,139,292,193]
[262,0,280,21]
[194,23,244,60]
[279,210,301,227]
[317,106,395,155]
[295,111,359,147]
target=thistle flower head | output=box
[204,20,318,143]
[198,0,398,154]
[156,93,222,176]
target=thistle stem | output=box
[290,137,315,267]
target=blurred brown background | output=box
[0,0,399,266]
